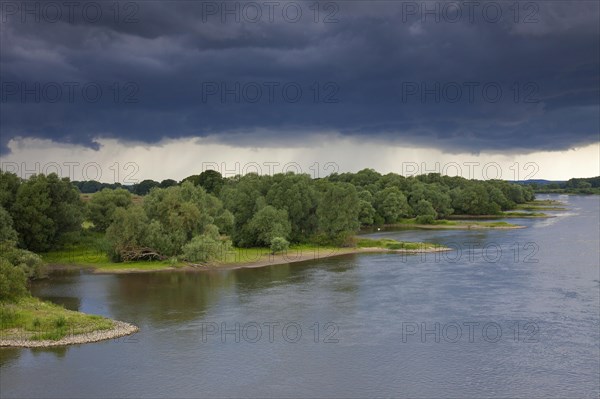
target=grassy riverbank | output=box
[0,297,114,342]
[447,212,551,219]
[42,234,447,273]
[514,199,567,211]
[387,218,525,229]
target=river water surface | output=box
[1,195,599,398]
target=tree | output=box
[105,206,152,261]
[247,206,291,246]
[0,240,46,301]
[143,185,204,256]
[9,174,79,252]
[106,183,232,260]
[220,173,270,246]
[351,168,382,189]
[358,199,376,226]
[77,180,104,193]
[214,209,235,236]
[0,206,18,243]
[88,188,133,232]
[0,170,21,209]
[373,187,411,223]
[11,175,53,251]
[408,183,453,218]
[451,185,501,215]
[132,179,160,195]
[316,183,360,245]
[182,226,231,263]
[414,199,437,224]
[159,179,178,188]
[197,170,224,195]
[266,173,318,242]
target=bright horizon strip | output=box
[1,137,598,183]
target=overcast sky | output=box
[1,0,598,181]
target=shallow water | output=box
[1,194,599,398]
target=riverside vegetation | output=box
[0,168,562,344]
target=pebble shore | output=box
[0,320,139,348]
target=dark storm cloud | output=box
[1,0,598,154]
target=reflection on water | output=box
[1,195,598,398]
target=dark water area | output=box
[1,195,599,398]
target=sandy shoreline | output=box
[400,224,528,230]
[361,223,528,231]
[0,320,139,348]
[175,246,453,272]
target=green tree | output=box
[351,168,382,190]
[266,173,318,242]
[88,188,133,232]
[132,179,160,195]
[270,236,289,254]
[182,226,231,263]
[106,183,232,259]
[159,179,178,188]
[143,186,204,256]
[408,183,453,218]
[11,175,54,251]
[220,173,270,246]
[373,187,411,223]
[197,170,225,195]
[0,170,21,209]
[358,199,376,226]
[316,183,360,245]
[105,206,152,261]
[451,185,501,215]
[247,206,292,246]
[414,199,437,224]
[11,173,84,251]
[0,206,18,243]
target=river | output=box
[1,194,599,398]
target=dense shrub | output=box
[270,237,289,254]
[0,258,28,301]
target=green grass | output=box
[42,230,444,271]
[514,200,566,211]
[218,244,340,265]
[476,221,516,227]
[356,237,441,250]
[0,297,114,341]
[42,232,185,271]
[391,218,521,228]
[514,205,566,211]
[500,211,549,218]
[42,232,337,270]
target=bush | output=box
[0,258,28,302]
[415,214,436,224]
[182,234,231,263]
[88,188,133,232]
[270,237,289,254]
[0,242,46,279]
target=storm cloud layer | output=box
[1,0,598,154]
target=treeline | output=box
[527,176,600,194]
[0,172,66,300]
[1,169,535,269]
